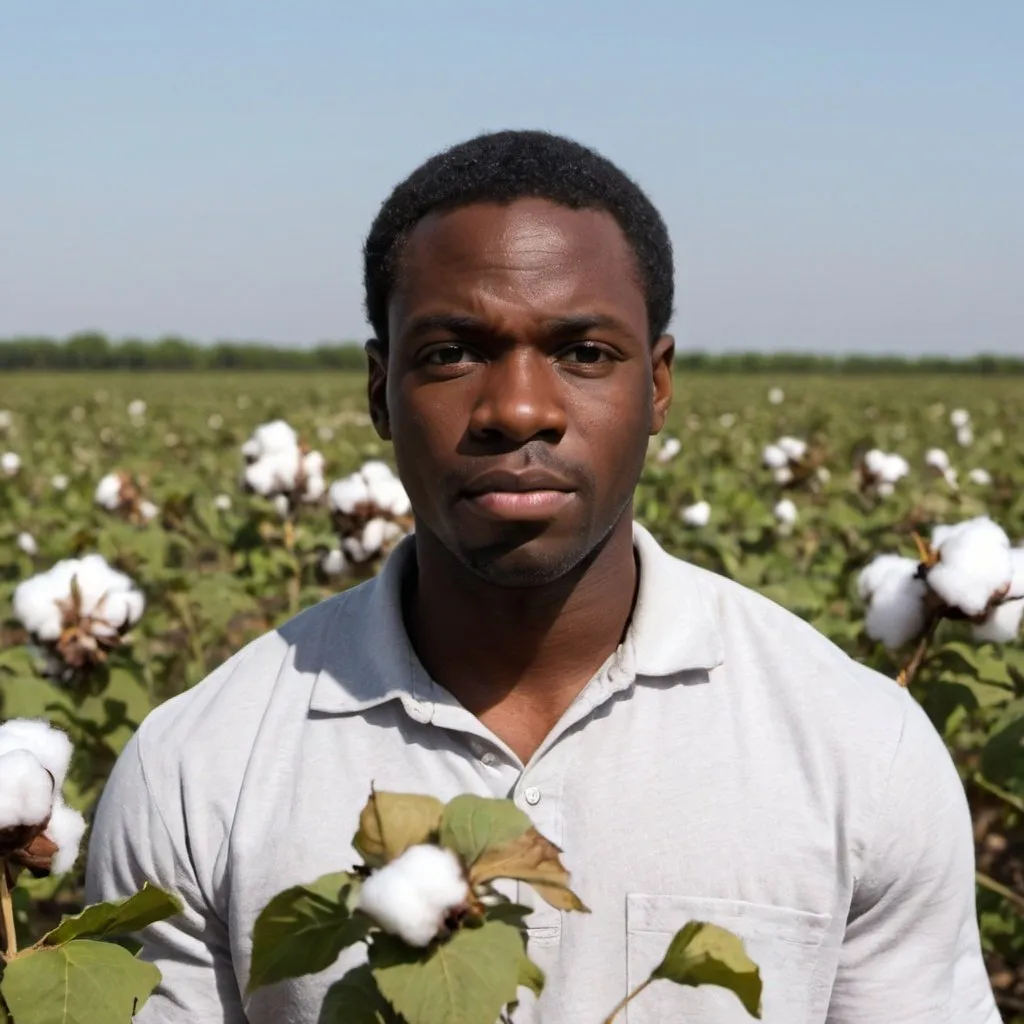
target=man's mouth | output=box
[459,468,577,521]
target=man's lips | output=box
[458,468,577,521]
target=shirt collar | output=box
[308,520,724,715]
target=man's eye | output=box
[563,343,607,364]
[424,345,470,366]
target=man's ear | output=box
[365,339,391,440]
[650,334,675,435]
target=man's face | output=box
[368,198,674,587]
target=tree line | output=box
[1,333,1021,374]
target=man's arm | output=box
[828,696,1000,1023]
[85,729,247,1024]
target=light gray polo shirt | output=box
[86,523,999,1023]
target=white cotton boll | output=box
[1008,549,1024,601]
[774,499,798,526]
[252,420,298,457]
[12,574,64,641]
[380,520,404,545]
[973,600,1024,644]
[94,589,144,634]
[768,387,785,405]
[361,517,389,555]
[858,555,921,603]
[94,472,123,510]
[927,517,1013,617]
[139,500,159,522]
[681,501,711,527]
[925,448,951,472]
[328,474,372,514]
[880,454,909,483]
[2,451,22,476]
[0,750,54,830]
[942,467,959,489]
[302,474,326,503]
[816,467,831,483]
[321,548,347,576]
[762,444,789,470]
[0,410,12,431]
[0,719,73,789]
[243,459,280,496]
[17,532,38,556]
[876,481,895,498]
[240,438,262,461]
[969,468,992,486]
[719,413,737,428]
[341,536,368,563]
[772,466,794,486]
[214,493,232,512]
[656,437,682,464]
[360,460,395,484]
[208,413,224,430]
[863,449,888,476]
[317,425,335,442]
[956,425,975,447]
[51,473,69,492]
[73,555,133,619]
[777,436,807,461]
[303,450,326,479]
[357,844,469,948]
[272,494,291,518]
[44,798,87,875]
[865,568,930,649]
[370,476,411,517]
[127,399,146,418]
[950,408,971,429]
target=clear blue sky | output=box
[2,1,1021,355]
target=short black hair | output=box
[363,129,674,346]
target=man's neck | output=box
[404,518,639,762]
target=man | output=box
[87,130,998,1023]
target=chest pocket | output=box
[625,895,835,1024]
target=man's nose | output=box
[467,348,568,445]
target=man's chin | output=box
[456,533,592,589]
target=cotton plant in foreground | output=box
[94,470,159,523]
[0,717,181,1024]
[327,460,412,568]
[858,516,1024,683]
[12,554,145,674]
[858,448,910,498]
[240,419,326,512]
[248,789,762,1024]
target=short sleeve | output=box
[828,697,1000,1023]
[84,729,247,1023]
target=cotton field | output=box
[1,370,1023,1009]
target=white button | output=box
[481,752,500,768]
[524,786,541,806]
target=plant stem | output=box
[601,977,654,1024]
[976,870,1024,917]
[1,861,17,960]
[897,611,942,687]
[973,773,1024,815]
[283,517,300,616]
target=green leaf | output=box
[43,883,182,947]
[437,795,532,865]
[318,964,404,1024]
[0,939,161,1024]
[370,919,525,1024]
[248,872,368,992]
[650,921,762,1018]
[353,791,445,868]
[516,952,545,998]
[981,701,1024,786]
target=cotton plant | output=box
[858,516,1024,683]
[0,718,181,1024]
[950,408,974,448]
[240,419,326,513]
[761,436,823,489]
[247,789,762,1024]
[94,470,159,523]
[327,460,412,567]
[2,452,21,477]
[12,554,145,675]
[15,533,37,557]
[654,436,682,465]
[924,448,959,489]
[680,500,711,528]
[858,448,910,498]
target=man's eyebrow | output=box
[540,314,632,336]
[402,314,491,336]
[401,312,633,339]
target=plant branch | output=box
[601,977,654,1024]
[897,611,942,687]
[976,870,1024,917]
[1,860,17,960]
[973,773,1024,815]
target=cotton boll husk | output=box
[357,845,469,948]
[858,555,921,603]
[681,501,711,527]
[370,476,411,517]
[0,750,55,830]
[973,600,1024,644]
[762,444,788,469]
[16,531,38,556]
[94,472,123,509]
[95,588,145,634]
[44,798,88,875]
[360,460,395,484]
[12,574,64,641]
[864,567,930,649]
[328,474,372,513]
[252,420,298,457]
[0,719,73,789]
[927,517,1013,617]
[321,549,347,576]
[777,436,807,461]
